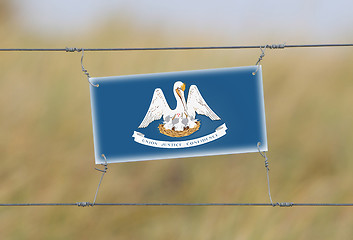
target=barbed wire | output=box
[0,43,352,52]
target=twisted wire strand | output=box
[0,202,353,207]
[0,43,352,52]
[80,49,99,87]
[252,46,267,75]
[92,154,108,206]
[257,142,274,205]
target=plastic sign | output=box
[89,66,267,164]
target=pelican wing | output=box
[187,85,221,120]
[138,88,171,128]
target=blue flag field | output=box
[89,66,267,164]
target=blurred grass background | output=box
[1,1,353,239]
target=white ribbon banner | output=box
[132,124,227,149]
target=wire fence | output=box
[1,42,353,207]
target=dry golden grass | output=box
[1,20,353,240]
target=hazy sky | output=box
[11,0,353,42]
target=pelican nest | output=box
[158,121,200,138]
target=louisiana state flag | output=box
[90,66,267,164]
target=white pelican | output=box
[138,81,220,131]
